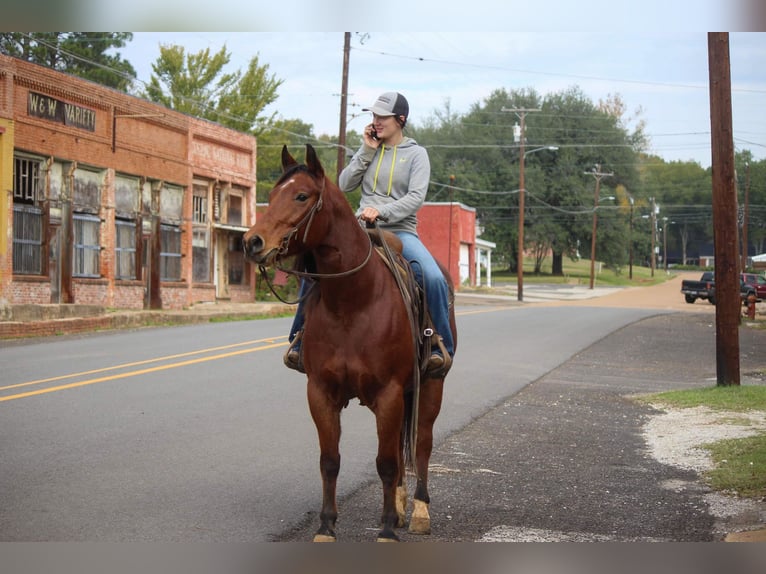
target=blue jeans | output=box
[288,231,454,357]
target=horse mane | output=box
[275,163,310,186]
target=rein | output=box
[256,176,375,303]
[372,222,422,475]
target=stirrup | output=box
[424,335,452,378]
[283,331,305,373]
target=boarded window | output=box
[73,213,100,278]
[73,168,102,214]
[160,184,184,223]
[12,205,43,275]
[160,223,182,282]
[228,235,245,285]
[115,219,137,280]
[228,193,242,226]
[115,175,140,217]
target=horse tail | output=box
[402,388,417,472]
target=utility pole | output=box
[628,194,634,280]
[650,197,657,277]
[501,106,540,301]
[337,32,351,183]
[742,160,750,271]
[586,164,613,290]
[708,32,740,387]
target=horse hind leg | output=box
[408,378,444,535]
[395,480,408,528]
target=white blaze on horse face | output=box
[275,177,299,196]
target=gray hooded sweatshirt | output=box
[338,137,430,236]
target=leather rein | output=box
[257,176,374,304]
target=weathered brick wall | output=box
[73,279,109,306]
[229,284,254,303]
[159,284,189,310]
[113,282,145,310]
[10,276,50,303]
[1,55,258,310]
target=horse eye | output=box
[296,193,309,202]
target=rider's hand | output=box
[363,124,381,148]
[360,207,380,223]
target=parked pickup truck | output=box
[741,272,766,302]
[681,271,757,305]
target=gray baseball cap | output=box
[363,92,409,118]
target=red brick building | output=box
[418,202,495,289]
[0,54,257,310]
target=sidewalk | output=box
[0,300,294,340]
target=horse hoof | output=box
[376,535,399,543]
[408,517,431,535]
[408,499,431,535]
[313,534,337,542]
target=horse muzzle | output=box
[243,234,278,266]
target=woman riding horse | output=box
[285,91,455,377]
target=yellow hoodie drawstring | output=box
[371,144,398,196]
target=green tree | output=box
[143,44,282,133]
[736,151,766,260]
[641,157,712,266]
[0,32,136,91]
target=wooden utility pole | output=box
[336,32,351,182]
[586,165,613,290]
[650,197,656,278]
[708,32,740,386]
[501,106,540,301]
[742,161,750,270]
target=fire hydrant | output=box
[746,293,757,320]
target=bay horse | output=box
[243,145,456,542]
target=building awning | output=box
[476,238,496,249]
[212,223,250,233]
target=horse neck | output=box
[310,189,378,298]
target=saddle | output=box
[367,229,453,379]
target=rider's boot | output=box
[283,330,305,373]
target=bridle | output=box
[257,174,374,304]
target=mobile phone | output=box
[369,125,379,141]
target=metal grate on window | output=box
[12,205,43,275]
[73,213,101,278]
[160,223,182,281]
[115,219,137,280]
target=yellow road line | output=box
[0,342,287,403]
[0,336,288,393]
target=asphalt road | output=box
[1,273,764,543]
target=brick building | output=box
[417,202,495,289]
[0,54,257,310]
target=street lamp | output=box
[516,143,558,301]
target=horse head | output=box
[243,145,328,266]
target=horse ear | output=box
[281,145,298,172]
[304,144,325,180]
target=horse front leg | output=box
[374,386,405,542]
[409,378,444,535]
[307,381,342,542]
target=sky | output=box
[117,30,766,169]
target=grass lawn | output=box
[487,257,673,288]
